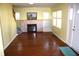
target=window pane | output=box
[69,8,73,20]
[15,12,20,20]
[43,12,49,19]
[53,12,56,17]
[57,19,62,28]
[53,18,56,26]
[57,10,62,18]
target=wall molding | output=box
[4,34,18,50]
[52,31,74,47]
[52,31,66,43]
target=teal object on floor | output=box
[59,47,76,56]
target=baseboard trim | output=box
[4,34,18,50]
[66,42,72,47]
[52,32,66,43]
[52,32,79,54]
[52,32,74,47]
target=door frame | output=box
[66,3,74,47]
[66,4,77,47]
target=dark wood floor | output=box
[4,32,69,56]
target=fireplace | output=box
[27,24,37,32]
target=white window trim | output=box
[52,10,62,29]
[15,12,20,20]
[43,12,49,20]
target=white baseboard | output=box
[52,32,74,46]
[43,30,52,32]
[4,34,18,50]
[52,32,79,54]
[66,42,72,47]
[52,32,66,43]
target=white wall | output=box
[0,22,4,56]
[0,4,17,49]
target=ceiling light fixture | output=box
[29,2,34,4]
[28,2,34,4]
[27,0,34,4]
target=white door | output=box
[66,4,74,47]
[67,4,79,54]
[71,4,79,54]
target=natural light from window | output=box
[69,8,73,20]
[53,12,56,17]
[52,10,62,29]
[15,12,20,20]
[53,18,56,26]
[43,12,49,20]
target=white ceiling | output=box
[12,3,57,7]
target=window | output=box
[43,12,49,20]
[69,8,73,20]
[52,12,56,26]
[52,10,62,29]
[15,12,20,20]
[57,10,62,28]
[53,12,56,18]
[53,18,56,26]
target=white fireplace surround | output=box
[18,20,52,32]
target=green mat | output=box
[59,47,76,56]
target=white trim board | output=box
[4,34,18,50]
[51,32,66,45]
[52,32,79,54]
[52,31,74,47]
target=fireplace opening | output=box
[27,24,37,32]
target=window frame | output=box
[52,10,62,29]
[43,12,49,20]
[15,12,20,20]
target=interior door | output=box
[67,4,79,54]
[71,4,79,54]
[66,4,74,47]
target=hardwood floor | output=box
[4,32,68,56]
